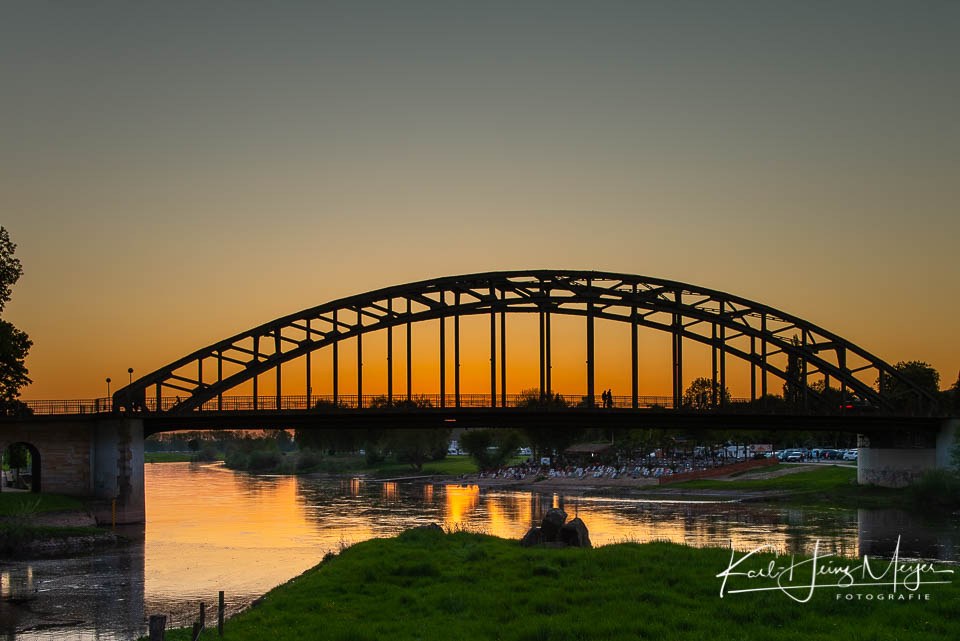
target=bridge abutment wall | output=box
[857,418,958,488]
[92,418,145,525]
[0,417,144,524]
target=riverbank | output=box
[458,464,939,512]
[144,528,959,641]
[0,493,125,558]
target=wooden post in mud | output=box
[148,614,166,640]
[218,591,225,636]
[199,601,206,629]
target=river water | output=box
[1,462,957,640]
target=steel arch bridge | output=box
[112,270,938,416]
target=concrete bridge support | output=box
[857,418,958,488]
[0,417,144,524]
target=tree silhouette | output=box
[0,227,31,415]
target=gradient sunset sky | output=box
[3,1,957,400]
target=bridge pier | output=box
[857,418,957,488]
[92,418,145,524]
[0,417,144,524]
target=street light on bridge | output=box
[106,377,111,397]
[128,367,134,384]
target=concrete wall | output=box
[0,417,145,524]
[858,446,937,488]
[936,418,958,471]
[91,418,145,524]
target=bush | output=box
[908,469,960,509]
[365,447,386,465]
[224,451,249,470]
[297,449,322,471]
[197,444,218,462]
[248,449,282,471]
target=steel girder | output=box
[112,270,939,414]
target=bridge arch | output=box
[113,270,938,415]
[1,441,41,493]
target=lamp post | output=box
[106,377,111,397]
[128,367,134,384]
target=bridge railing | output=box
[19,393,775,415]
[22,398,114,415]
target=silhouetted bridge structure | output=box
[2,270,956,523]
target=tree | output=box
[782,335,803,407]
[0,228,23,314]
[382,428,451,472]
[682,377,730,409]
[877,361,940,413]
[460,429,522,471]
[0,228,31,415]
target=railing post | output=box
[586,278,595,407]
[197,358,203,412]
[719,303,726,408]
[801,329,808,412]
[275,329,282,410]
[711,324,718,407]
[631,283,638,410]
[750,335,756,402]
[218,591,225,636]
[545,291,552,397]
[217,349,223,411]
[406,299,412,402]
[761,313,768,402]
[500,295,506,407]
[357,308,363,408]
[149,614,166,641]
[539,309,545,398]
[306,318,312,408]
[387,299,393,405]
[252,334,259,411]
[454,292,460,408]
[490,285,496,408]
[439,291,445,408]
[332,309,339,406]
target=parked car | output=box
[783,449,804,462]
[843,449,858,461]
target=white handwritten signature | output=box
[716,537,954,602]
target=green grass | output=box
[145,451,224,463]
[148,530,960,641]
[0,492,86,516]
[727,462,786,477]
[674,465,857,492]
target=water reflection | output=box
[0,462,956,640]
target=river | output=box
[1,462,957,640]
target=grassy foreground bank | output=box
[148,530,958,641]
[0,492,86,515]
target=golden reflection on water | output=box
[140,463,866,612]
[443,484,479,527]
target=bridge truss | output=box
[112,270,939,415]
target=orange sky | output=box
[3,3,958,399]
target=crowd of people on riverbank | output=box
[475,455,751,482]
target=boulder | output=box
[540,508,568,541]
[520,526,544,547]
[559,517,591,548]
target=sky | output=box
[2,1,958,400]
